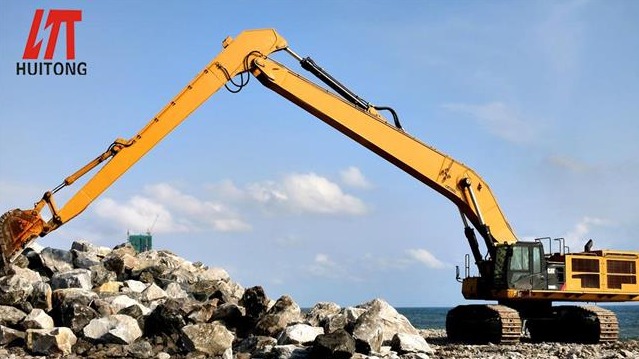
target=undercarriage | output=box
[446,304,619,344]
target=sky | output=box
[1,1,638,307]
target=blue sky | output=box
[1,1,638,307]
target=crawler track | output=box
[526,305,619,343]
[446,304,522,344]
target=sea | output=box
[397,305,639,340]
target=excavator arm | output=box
[0,28,516,268]
[0,29,287,265]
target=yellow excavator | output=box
[1,29,637,344]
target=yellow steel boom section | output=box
[251,57,517,245]
[1,28,517,265]
[45,29,287,229]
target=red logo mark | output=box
[23,9,82,60]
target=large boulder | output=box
[50,288,99,330]
[254,295,302,338]
[30,247,73,276]
[59,302,99,333]
[390,332,433,354]
[30,281,52,311]
[26,327,77,356]
[0,325,25,346]
[0,305,26,327]
[356,298,419,343]
[278,323,324,345]
[306,302,341,327]
[240,286,269,320]
[144,298,188,336]
[165,282,188,299]
[72,249,102,269]
[108,295,151,315]
[180,322,234,356]
[21,308,54,330]
[235,335,277,357]
[0,274,33,305]
[50,268,92,290]
[352,314,383,354]
[83,314,143,344]
[140,282,167,302]
[311,328,356,359]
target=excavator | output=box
[1,28,638,344]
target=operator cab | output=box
[496,242,547,290]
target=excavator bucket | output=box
[0,209,45,269]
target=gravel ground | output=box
[422,329,639,359]
[2,330,637,359]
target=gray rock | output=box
[51,268,92,290]
[0,304,26,326]
[125,339,154,358]
[38,247,74,274]
[52,287,98,307]
[210,302,243,328]
[240,285,270,320]
[186,300,217,323]
[29,281,52,311]
[352,313,383,354]
[278,323,324,345]
[124,279,148,293]
[272,344,311,359]
[90,263,117,287]
[83,314,143,344]
[198,267,231,282]
[71,240,96,252]
[21,308,54,330]
[141,282,167,302]
[323,312,349,333]
[235,335,278,356]
[356,299,419,343]
[108,294,151,315]
[0,274,34,305]
[7,265,42,283]
[72,249,102,269]
[311,328,356,359]
[254,295,302,337]
[0,325,25,345]
[180,322,234,356]
[144,298,188,336]
[58,302,99,333]
[306,301,341,327]
[390,333,433,354]
[165,282,188,299]
[26,327,77,356]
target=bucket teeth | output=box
[0,209,45,269]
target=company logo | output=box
[16,9,87,76]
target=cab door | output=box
[507,243,546,290]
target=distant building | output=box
[127,232,152,252]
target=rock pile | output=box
[0,241,433,358]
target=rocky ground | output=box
[0,241,637,359]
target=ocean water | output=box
[397,305,639,340]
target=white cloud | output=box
[306,253,361,281]
[547,154,591,173]
[307,253,340,278]
[563,216,610,250]
[443,102,538,144]
[340,167,372,189]
[248,173,368,215]
[93,183,250,234]
[94,196,188,234]
[406,248,447,269]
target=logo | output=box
[16,9,87,76]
